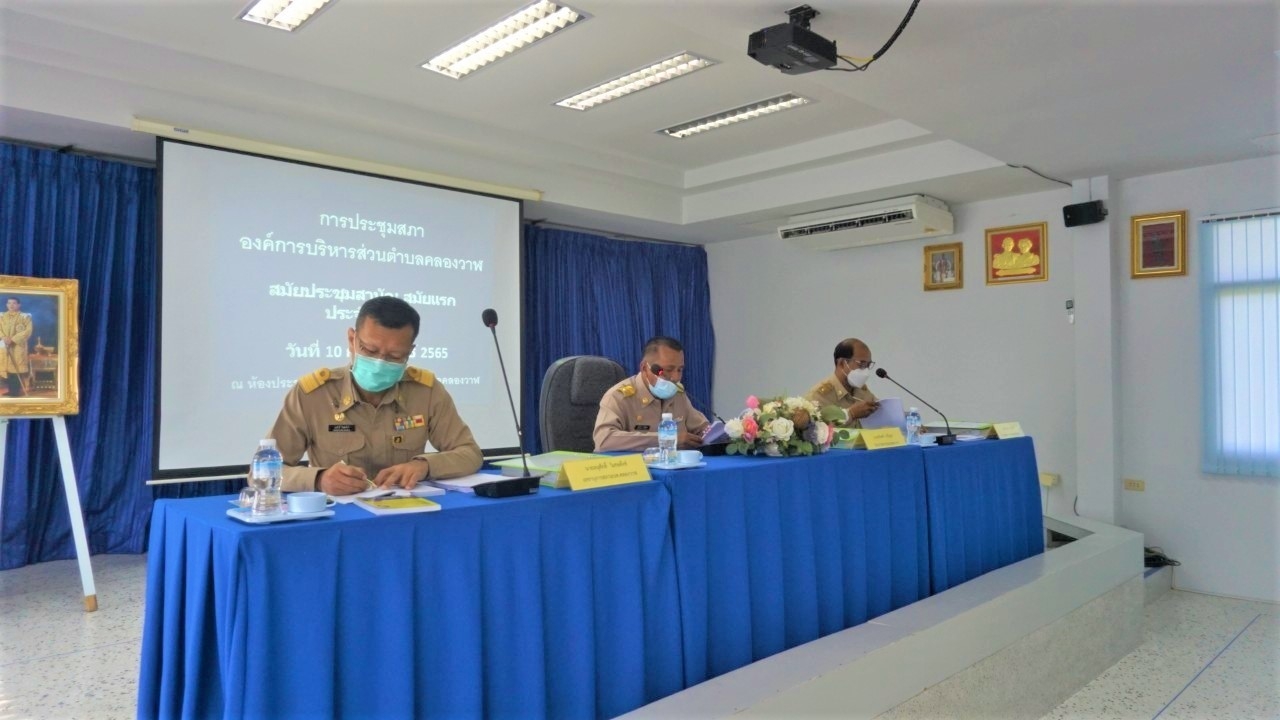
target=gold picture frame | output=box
[1131,211,1187,278]
[0,275,80,416]
[923,242,963,290]
[986,222,1048,285]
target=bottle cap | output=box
[661,412,673,420]
[260,438,277,448]
[909,407,919,413]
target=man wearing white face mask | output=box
[593,336,710,452]
[805,338,880,428]
[268,296,482,495]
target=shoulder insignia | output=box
[405,367,436,387]
[676,383,686,394]
[818,382,832,394]
[298,368,331,394]
[619,384,636,397]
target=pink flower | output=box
[741,416,759,442]
[746,395,760,409]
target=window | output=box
[1201,212,1280,477]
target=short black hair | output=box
[643,336,684,358]
[5,297,19,304]
[833,338,866,363]
[357,296,420,339]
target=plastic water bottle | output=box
[905,407,922,445]
[249,439,284,516]
[658,413,678,464]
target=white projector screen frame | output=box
[153,139,523,479]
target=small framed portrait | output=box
[1131,211,1187,278]
[986,222,1048,285]
[0,275,80,416]
[923,242,963,291]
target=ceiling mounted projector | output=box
[748,5,837,75]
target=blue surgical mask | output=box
[352,354,406,392]
[650,377,678,400]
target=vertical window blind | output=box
[1201,210,1280,477]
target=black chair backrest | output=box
[539,355,628,452]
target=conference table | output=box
[137,437,1042,719]
[137,483,683,720]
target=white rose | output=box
[811,422,830,445]
[763,401,781,414]
[769,417,794,442]
[725,418,744,439]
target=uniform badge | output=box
[411,414,425,428]
[329,424,356,433]
[393,417,408,431]
[641,397,651,406]
[333,412,346,421]
[393,435,404,445]
[342,395,351,405]
[635,424,651,431]
[620,384,636,397]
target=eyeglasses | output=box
[356,337,412,364]
[845,359,875,370]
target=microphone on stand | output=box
[473,308,540,498]
[874,367,956,445]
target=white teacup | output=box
[287,491,328,514]
[677,449,703,465]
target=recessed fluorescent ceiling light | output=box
[556,52,716,111]
[423,0,586,80]
[659,94,811,139]
[238,0,334,32]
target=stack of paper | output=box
[427,472,508,494]
[491,451,604,478]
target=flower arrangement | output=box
[724,395,847,457]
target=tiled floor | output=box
[0,555,1275,719]
[0,554,147,720]
[1044,589,1279,720]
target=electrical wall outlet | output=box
[1039,472,1060,488]
[1123,478,1145,492]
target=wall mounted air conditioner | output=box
[778,195,954,250]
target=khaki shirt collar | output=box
[631,372,659,407]
[830,371,854,401]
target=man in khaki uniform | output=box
[0,297,33,397]
[805,338,880,428]
[269,297,482,494]
[594,336,710,452]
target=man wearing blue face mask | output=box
[593,336,710,452]
[268,296,483,495]
[805,338,880,428]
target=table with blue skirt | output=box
[136,483,683,720]
[137,437,1043,719]
[651,445,931,686]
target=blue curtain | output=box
[521,225,715,453]
[0,143,160,568]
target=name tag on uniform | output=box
[635,424,651,431]
[329,424,356,433]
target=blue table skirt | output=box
[922,437,1045,593]
[655,447,930,686]
[137,484,683,720]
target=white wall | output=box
[708,187,1080,516]
[710,155,1280,602]
[1117,155,1280,603]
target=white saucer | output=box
[225,507,336,524]
[648,461,707,471]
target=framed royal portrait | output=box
[0,275,80,416]
[986,222,1048,285]
[923,242,963,291]
[1131,211,1187,278]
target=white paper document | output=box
[331,484,445,504]
[428,472,509,494]
[860,397,907,434]
[701,419,728,444]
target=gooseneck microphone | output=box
[874,367,956,445]
[473,308,539,498]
